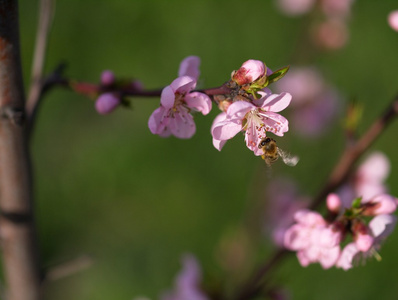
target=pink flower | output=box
[338,152,391,208]
[336,214,397,270]
[326,193,341,213]
[264,178,309,247]
[161,254,208,300]
[95,93,120,114]
[284,209,341,269]
[232,60,266,85]
[148,57,212,139]
[211,90,291,155]
[355,152,390,200]
[388,10,398,32]
[362,194,397,216]
[274,67,340,138]
[275,0,316,16]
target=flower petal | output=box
[168,110,196,139]
[226,101,254,119]
[178,56,201,80]
[212,138,227,151]
[211,119,242,141]
[369,214,397,239]
[185,92,212,115]
[261,92,292,112]
[148,106,169,136]
[170,76,197,94]
[260,111,289,136]
[336,243,359,270]
[160,86,176,108]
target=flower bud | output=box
[100,70,115,86]
[95,93,120,115]
[388,10,398,32]
[326,193,341,213]
[232,59,265,85]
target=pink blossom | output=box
[363,194,397,216]
[284,209,341,269]
[388,10,398,32]
[161,254,208,300]
[337,214,396,270]
[355,152,390,200]
[211,90,291,155]
[232,59,266,85]
[95,93,120,114]
[275,0,316,16]
[148,57,212,139]
[100,70,115,86]
[314,18,349,50]
[264,178,308,247]
[274,67,340,138]
[321,0,355,18]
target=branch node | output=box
[0,106,25,126]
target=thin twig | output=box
[235,95,398,300]
[26,0,54,133]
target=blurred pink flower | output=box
[232,59,266,85]
[388,10,398,32]
[274,67,340,137]
[161,254,208,300]
[275,0,315,16]
[284,209,341,269]
[148,56,212,139]
[314,18,349,50]
[336,214,397,270]
[264,178,308,247]
[339,152,391,207]
[321,0,355,18]
[211,90,291,155]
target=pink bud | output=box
[326,193,341,213]
[100,70,115,86]
[95,93,120,115]
[388,10,398,32]
[355,233,374,252]
[232,59,265,85]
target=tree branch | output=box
[0,0,41,299]
[235,95,398,300]
[25,0,54,137]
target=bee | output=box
[258,137,299,167]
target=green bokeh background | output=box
[11,0,398,299]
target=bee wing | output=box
[277,148,299,167]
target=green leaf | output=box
[351,197,362,209]
[267,65,290,84]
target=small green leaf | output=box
[351,197,362,209]
[268,65,290,84]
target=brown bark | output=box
[0,1,41,299]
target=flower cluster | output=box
[283,152,397,270]
[211,60,292,156]
[149,58,293,157]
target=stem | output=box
[26,0,54,136]
[235,96,398,300]
[0,1,41,299]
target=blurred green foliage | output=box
[9,0,398,299]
